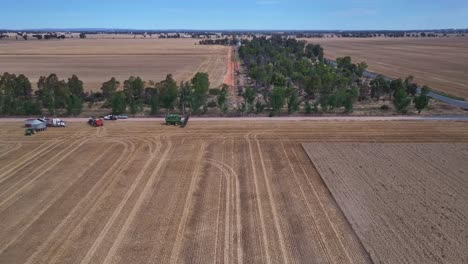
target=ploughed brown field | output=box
[304,143,468,264]
[0,38,228,90]
[1,120,468,263]
[308,37,468,99]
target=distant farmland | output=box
[0,38,229,90]
[309,37,468,99]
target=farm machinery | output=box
[46,118,67,127]
[24,118,48,136]
[88,117,104,127]
[165,114,190,128]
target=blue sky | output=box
[1,0,467,30]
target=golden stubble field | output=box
[308,37,468,98]
[0,38,229,91]
[1,120,468,263]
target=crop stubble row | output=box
[0,120,468,263]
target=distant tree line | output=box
[198,37,240,45]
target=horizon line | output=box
[1,27,468,32]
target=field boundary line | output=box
[298,143,374,263]
[280,139,342,263]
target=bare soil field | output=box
[308,37,468,98]
[1,120,468,263]
[0,38,228,90]
[304,143,468,264]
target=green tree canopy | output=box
[270,86,286,115]
[393,82,411,114]
[101,77,120,100]
[68,75,84,97]
[413,85,431,114]
[111,91,127,115]
[243,87,256,112]
[123,76,145,104]
[159,74,179,111]
[191,72,210,113]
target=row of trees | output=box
[0,73,83,116]
[0,71,220,117]
[369,75,430,113]
[107,72,212,115]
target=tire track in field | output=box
[0,140,63,182]
[0,145,114,255]
[0,138,89,211]
[206,157,243,264]
[167,142,206,264]
[212,149,224,264]
[22,138,133,264]
[231,138,243,264]
[253,133,290,263]
[280,139,342,263]
[0,143,22,159]
[244,132,270,263]
[99,136,174,264]
[44,138,150,264]
[80,135,167,263]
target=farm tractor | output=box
[24,118,48,136]
[165,114,190,128]
[25,128,36,136]
[88,117,104,127]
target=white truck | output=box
[46,118,67,127]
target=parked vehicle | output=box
[88,117,104,127]
[46,118,67,127]
[117,115,129,119]
[104,115,118,120]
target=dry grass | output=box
[1,120,468,263]
[304,142,468,263]
[0,38,229,90]
[307,37,468,98]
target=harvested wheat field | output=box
[1,120,468,263]
[0,38,228,90]
[309,37,468,98]
[304,143,468,264]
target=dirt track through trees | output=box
[1,120,468,263]
[304,143,468,264]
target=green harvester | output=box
[165,114,190,128]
